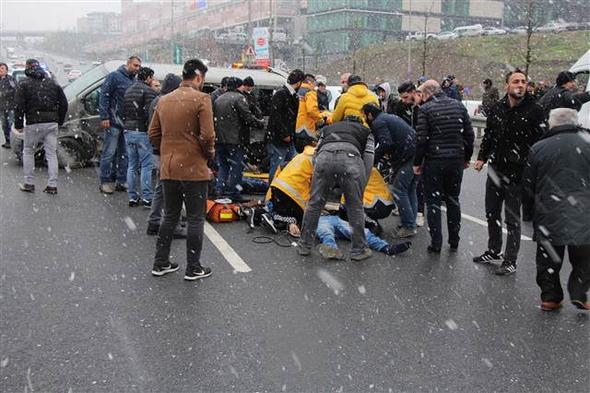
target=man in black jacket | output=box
[298,117,374,261]
[413,80,474,253]
[15,59,67,194]
[122,66,158,207]
[523,108,590,311]
[266,69,305,183]
[538,71,590,118]
[0,62,17,148]
[473,70,545,275]
[214,77,264,201]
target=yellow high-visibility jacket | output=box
[295,82,324,140]
[332,83,379,127]
[269,146,315,210]
[363,167,394,209]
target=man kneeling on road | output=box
[297,116,373,261]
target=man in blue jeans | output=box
[265,69,305,183]
[122,66,158,207]
[316,215,411,260]
[98,56,141,194]
[363,103,417,238]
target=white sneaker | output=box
[416,213,425,227]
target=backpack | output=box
[206,200,241,223]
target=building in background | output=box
[306,0,504,55]
[77,12,121,34]
[503,0,590,27]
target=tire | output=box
[57,138,84,169]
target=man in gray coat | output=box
[213,77,263,201]
[523,108,590,311]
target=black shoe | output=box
[184,266,212,281]
[43,186,58,195]
[19,183,35,193]
[151,262,179,276]
[115,182,128,192]
[142,199,152,208]
[449,243,459,252]
[473,251,503,264]
[2,143,11,149]
[495,261,517,276]
[427,245,441,254]
[129,198,140,207]
[260,212,278,234]
[146,223,159,236]
[384,241,411,255]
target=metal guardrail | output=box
[471,115,487,138]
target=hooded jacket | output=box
[478,94,545,180]
[0,74,18,112]
[213,89,263,145]
[122,80,158,132]
[414,92,474,165]
[14,66,67,129]
[523,125,590,245]
[295,81,324,140]
[538,85,590,117]
[98,65,135,129]
[332,83,379,126]
[377,82,397,113]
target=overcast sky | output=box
[1,0,121,32]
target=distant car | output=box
[91,61,102,66]
[453,24,484,37]
[405,31,437,41]
[482,26,507,36]
[537,21,568,33]
[436,31,457,40]
[512,26,529,34]
[79,60,87,65]
[68,69,82,82]
[63,63,73,72]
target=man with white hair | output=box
[523,108,590,311]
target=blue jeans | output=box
[124,131,153,201]
[99,127,128,184]
[316,215,388,252]
[1,110,14,144]
[393,160,418,229]
[215,143,244,199]
[267,141,296,184]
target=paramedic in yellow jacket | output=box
[332,74,379,127]
[295,74,326,152]
[340,167,394,221]
[268,149,392,236]
[268,145,315,236]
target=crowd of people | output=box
[3,54,589,311]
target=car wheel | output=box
[57,138,84,169]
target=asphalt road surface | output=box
[1,146,588,393]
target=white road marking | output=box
[204,222,252,272]
[441,207,532,241]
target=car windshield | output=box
[64,65,107,101]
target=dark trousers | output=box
[423,159,464,248]
[271,186,304,225]
[154,180,208,272]
[536,243,590,303]
[416,176,425,214]
[485,172,522,261]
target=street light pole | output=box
[407,0,412,80]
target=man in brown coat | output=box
[148,59,215,280]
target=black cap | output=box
[243,76,255,87]
[25,58,39,69]
[555,71,575,86]
[347,74,363,86]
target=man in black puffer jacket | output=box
[473,69,545,276]
[413,79,474,253]
[15,59,68,194]
[122,66,158,207]
[523,108,590,311]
